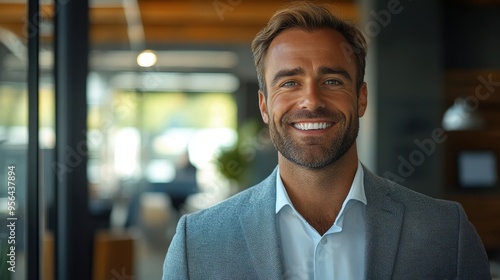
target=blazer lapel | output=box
[239,169,285,280]
[363,167,405,279]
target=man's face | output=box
[259,28,367,169]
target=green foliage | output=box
[216,120,262,189]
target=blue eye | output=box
[282,81,297,87]
[325,79,342,85]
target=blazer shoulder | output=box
[363,166,460,216]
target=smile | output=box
[293,122,333,130]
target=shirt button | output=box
[321,238,328,245]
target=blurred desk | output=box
[148,181,198,210]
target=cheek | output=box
[273,92,302,109]
[268,99,293,123]
[330,94,357,113]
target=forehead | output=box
[264,28,356,79]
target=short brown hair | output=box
[251,1,367,94]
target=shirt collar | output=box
[275,161,367,214]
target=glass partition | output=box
[0,1,29,279]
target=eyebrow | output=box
[270,67,305,87]
[318,66,353,83]
[269,66,353,87]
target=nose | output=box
[299,83,325,110]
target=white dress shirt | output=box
[276,162,367,280]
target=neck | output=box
[278,145,359,235]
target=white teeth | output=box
[294,122,332,130]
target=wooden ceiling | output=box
[0,0,358,45]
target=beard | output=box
[268,107,359,169]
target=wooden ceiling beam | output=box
[90,7,126,23]
[0,1,358,45]
[0,4,25,22]
[138,1,358,24]
[90,24,263,44]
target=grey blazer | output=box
[163,166,491,279]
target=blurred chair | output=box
[138,192,177,250]
[92,230,135,280]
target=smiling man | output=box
[163,2,490,279]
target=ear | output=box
[357,82,368,118]
[258,90,269,124]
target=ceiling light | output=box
[137,50,157,67]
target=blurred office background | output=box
[0,0,499,279]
